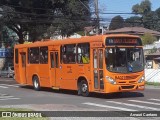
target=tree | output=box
[132,0,152,29]
[156,8,160,18]
[124,16,142,27]
[132,0,151,15]
[0,0,91,43]
[141,33,157,45]
[109,15,124,30]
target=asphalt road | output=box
[0,77,160,119]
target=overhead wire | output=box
[0,3,159,25]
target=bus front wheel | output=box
[33,76,40,91]
[80,80,90,97]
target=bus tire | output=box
[33,76,40,91]
[80,80,90,97]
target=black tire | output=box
[80,80,90,97]
[33,76,40,91]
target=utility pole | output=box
[94,0,99,35]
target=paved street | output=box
[0,77,160,119]
[0,77,159,111]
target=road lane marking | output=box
[0,79,13,81]
[149,98,160,102]
[0,86,8,88]
[0,98,20,100]
[0,93,8,96]
[0,96,14,99]
[128,100,160,105]
[0,84,19,88]
[83,102,137,111]
[106,101,160,111]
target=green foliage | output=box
[141,33,157,45]
[145,81,160,86]
[148,47,157,54]
[156,8,160,18]
[0,0,91,43]
[130,0,160,31]
[132,0,151,15]
[124,16,142,27]
[132,0,152,29]
[109,15,124,30]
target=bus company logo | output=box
[115,76,127,80]
[115,75,139,80]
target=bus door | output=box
[49,51,60,88]
[93,49,104,91]
[20,52,27,84]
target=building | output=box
[84,26,108,35]
[105,27,160,39]
[145,52,160,69]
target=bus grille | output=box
[121,85,134,89]
[116,75,139,80]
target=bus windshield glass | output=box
[105,47,144,73]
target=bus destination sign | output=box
[106,38,142,46]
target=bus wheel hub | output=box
[82,84,87,92]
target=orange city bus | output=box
[14,34,145,96]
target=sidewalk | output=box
[145,85,160,89]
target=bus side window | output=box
[40,47,48,64]
[29,47,39,64]
[77,43,90,64]
[62,44,76,64]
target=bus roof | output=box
[14,34,140,48]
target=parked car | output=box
[0,66,14,78]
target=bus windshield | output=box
[105,47,144,73]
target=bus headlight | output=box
[138,75,145,83]
[106,76,116,84]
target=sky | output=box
[98,0,160,25]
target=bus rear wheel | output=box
[33,76,40,91]
[80,80,90,97]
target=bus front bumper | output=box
[104,82,145,93]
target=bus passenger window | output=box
[82,53,89,63]
[40,47,48,64]
[62,44,76,64]
[63,54,67,63]
[29,47,39,64]
[77,43,90,64]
